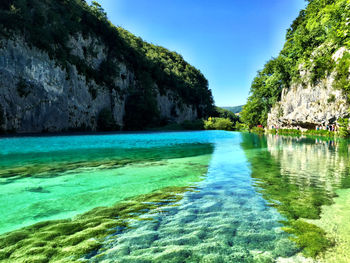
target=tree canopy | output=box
[241,0,350,128]
[0,0,215,129]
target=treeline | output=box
[203,107,241,131]
[0,0,214,129]
[241,0,350,128]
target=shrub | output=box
[304,129,334,137]
[204,117,234,131]
[338,118,349,138]
[251,126,265,134]
[212,107,239,123]
[276,129,302,136]
[334,52,350,101]
[234,122,247,131]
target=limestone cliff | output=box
[0,0,213,133]
[241,0,350,129]
[268,47,350,130]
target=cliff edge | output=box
[241,0,350,130]
[0,0,214,133]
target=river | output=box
[0,131,349,262]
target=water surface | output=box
[0,131,350,262]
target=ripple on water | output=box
[1,131,350,262]
[88,136,297,263]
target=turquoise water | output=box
[1,131,350,262]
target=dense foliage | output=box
[204,117,234,131]
[203,107,241,131]
[212,107,240,123]
[338,117,350,137]
[0,0,214,129]
[241,0,350,128]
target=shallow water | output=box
[0,131,350,262]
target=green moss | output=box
[308,188,350,262]
[283,220,332,258]
[0,186,192,262]
[0,143,213,179]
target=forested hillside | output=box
[0,0,214,132]
[241,0,350,128]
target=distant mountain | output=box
[221,106,243,114]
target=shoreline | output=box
[0,129,206,139]
[245,128,350,141]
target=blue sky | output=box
[87,0,306,106]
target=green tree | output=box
[90,1,107,21]
[241,0,350,128]
[0,0,215,131]
[204,117,234,131]
[338,118,349,138]
[213,107,239,124]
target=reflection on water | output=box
[0,143,214,235]
[88,133,296,263]
[0,131,350,262]
[0,131,217,262]
[241,133,350,258]
[267,135,350,192]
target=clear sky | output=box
[87,0,306,106]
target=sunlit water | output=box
[0,131,349,262]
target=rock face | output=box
[268,48,349,130]
[268,82,349,130]
[0,35,198,133]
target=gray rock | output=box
[0,35,200,133]
[267,47,349,130]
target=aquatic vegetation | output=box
[268,128,338,138]
[1,131,350,262]
[0,186,193,262]
[241,133,350,257]
[0,143,214,179]
[310,188,350,263]
[283,220,332,258]
[0,153,212,235]
[87,132,296,262]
